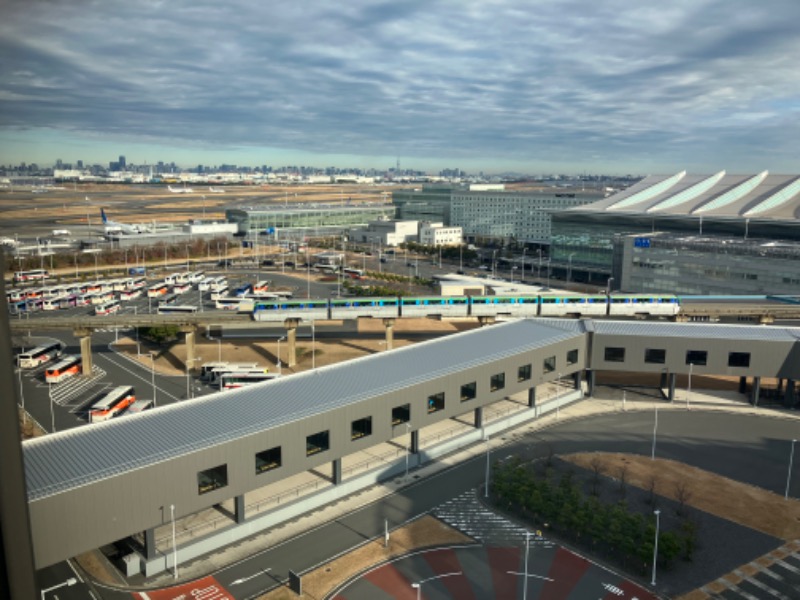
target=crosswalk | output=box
[700,540,800,599]
[34,364,107,407]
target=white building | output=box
[349,219,419,247]
[419,222,462,246]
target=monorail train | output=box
[252,293,681,322]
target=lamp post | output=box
[484,431,491,498]
[150,352,158,407]
[405,422,411,480]
[492,249,498,279]
[687,363,693,410]
[18,366,26,427]
[411,572,462,600]
[276,336,285,374]
[651,509,661,586]
[170,504,178,579]
[786,439,797,500]
[40,578,78,599]
[521,247,527,282]
[607,276,614,294]
[49,381,55,433]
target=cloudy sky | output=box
[2,0,799,174]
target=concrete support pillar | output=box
[74,328,93,375]
[786,379,795,408]
[738,376,747,394]
[144,528,156,561]
[751,376,761,406]
[474,407,483,429]
[528,386,536,408]
[586,369,596,397]
[572,371,581,390]
[668,373,677,402]
[332,458,342,485]
[234,495,245,524]
[383,318,395,351]
[477,316,496,327]
[284,318,300,367]
[660,371,668,389]
[410,430,420,454]
[180,325,197,373]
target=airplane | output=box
[208,186,225,193]
[168,184,194,193]
[100,209,148,235]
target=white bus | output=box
[126,399,153,414]
[147,283,169,298]
[219,371,280,389]
[207,364,266,387]
[118,289,142,301]
[253,280,270,294]
[91,291,115,304]
[189,271,206,284]
[198,277,216,291]
[45,355,82,383]
[172,282,192,295]
[43,296,65,311]
[13,269,49,283]
[210,286,230,301]
[17,341,63,369]
[209,277,228,292]
[157,305,199,315]
[89,386,136,422]
[94,300,121,316]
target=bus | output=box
[90,291,115,304]
[207,364,265,386]
[58,294,78,309]
[147,283,169,298]
[172,282,192,295]
[157,305,199,314]
[253,280,270,294]
[199,361,245,382]
[233,283,253,297]
[6,289,25,302]
[129,277,147,290]
[94,300,121,316]
[210,286,230,301]
[159,293,179,306]
[198,277,216,291]
[76,293,95,306]
[43,296,64,311]
[218,371,277,389]
[313,263,339,273]
[343,267,365,279]
[210,277,228,292]
[125,399,153,414]
[89,386,136,422]
[215,296,255,311]
[45,355,82,383]
[13,269,49,283]
[17,341,63,368]
[189,271,206,284]
[118,288,142,301]
[112,278,133,292]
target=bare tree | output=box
[674,481,693,517]
[589,456,606,496]
[646,475,659,507]
[617,464,629,497]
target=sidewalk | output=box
[118,382,800,589]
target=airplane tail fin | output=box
[101,208,108,224]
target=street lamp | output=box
[40,578,78,599]
[411,572,462,600]
[405,422,411,480]
[276,336,285,374]
[484,431,491,498]
[651,509,661,586]
[786,439,797,500]
[607,276,615,294]
[150,352,158,407]
[48,381,55,433]
[170,504,178,579]
[521,247,527,282]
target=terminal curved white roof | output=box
[583,171,800,220]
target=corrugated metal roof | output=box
[592,320,800,341]
[23,319,581,501]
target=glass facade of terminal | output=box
[226,205,395,238]
[392,185,455,224]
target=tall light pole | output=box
[686,363,693,410]
[607,276,615,294]
[405,422,411,480]
[411,572,462,600]
[150,352,158,407]
[49,381,55,433]
[170,504,178,579]
[18,366,26,427]
[484,432,491,498]
[651,509,661,586]
[40,578,78,599]
[276,336,285,374]
[521,247,527,282]
[786,439,797,500]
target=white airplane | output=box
[208,186,225,193]
[168,184,194,193]
[101,209,147,234]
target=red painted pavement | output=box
[363,564,417,599]
[131,575,234,599]
[539,547,591,600]
[423,548,475,600]
[487,546,521,599]
[602,578,659,600]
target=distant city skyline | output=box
[2,1,800,175]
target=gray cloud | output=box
[1,0,799,171]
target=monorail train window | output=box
[461,382,477,402]
[256,447,282,474]
[490,372,505,392]
[427,392,445,413]
[728,352,750,368]
[392,403,410,424]
[518,364,532,382]
[686,350,707,366]
[351,416,373,440]
[566,349,579,365]
[306,430,330,456]
[645,348,666,364]
[197,464,228,495]
[605,347,626,362]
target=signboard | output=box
[634,237,651,248]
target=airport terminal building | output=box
[551,171,800,294]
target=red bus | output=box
[13,269,49,283]
[45,355,82,383]
[89,386,136,423]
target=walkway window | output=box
[198,464,228,495]
[518,364,532,382]
[255,447,282,474]
[645,348,666,364]
[566,349,579,365]
[461,382,477,402]
[428,392,445,413]
[604,347,626,362]
[306,430,330,456]
[490,372,505,392]
[543,356,556,373]
[728,352,750,368]
[686,350,707,366]
[392,403,410,425]
[351,416,373,440]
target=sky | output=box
[2,0,800,175]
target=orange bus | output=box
[89,386,136,422]
[45,355,82,383]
